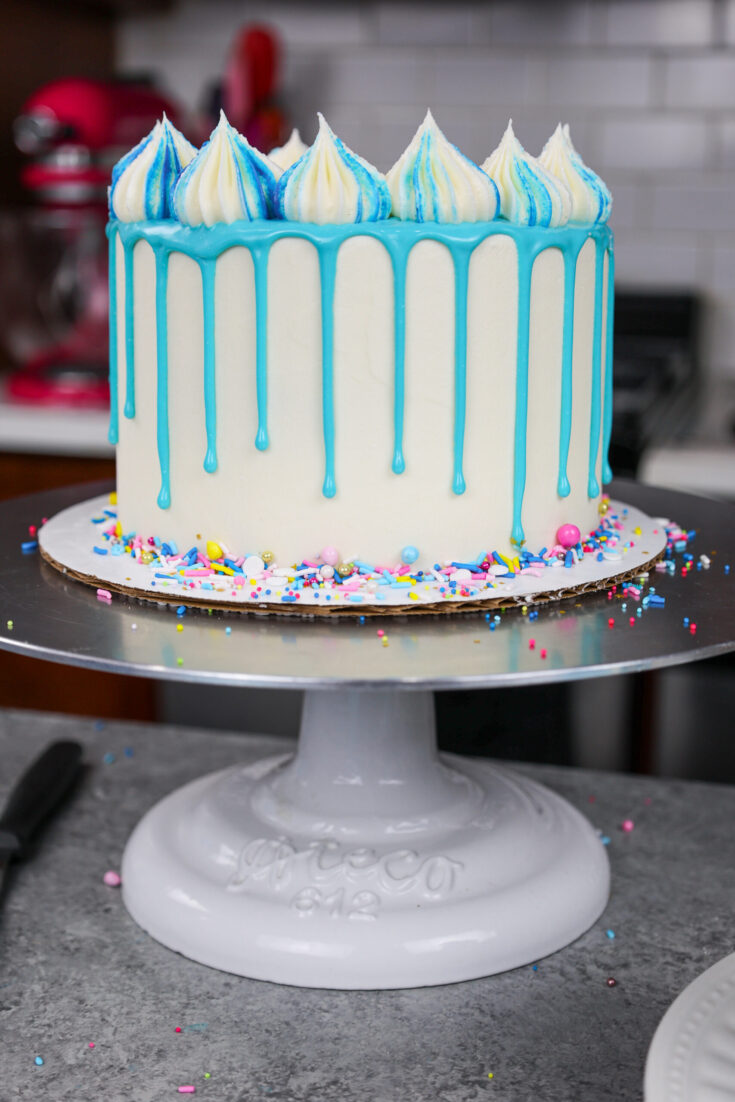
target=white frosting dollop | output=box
[268,128,308,171]
[110,115,196,222]
[173,110,281,226]
[481,121,571,228]
[539,123,612,224]
[386,110,498,223]
[275,114,391,224]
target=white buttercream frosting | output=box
[275,114,391,224]
[268,128,308,171]
[386,110,499,223]
[482,121,571,228]
[110,115,196,222]
[173,111,281,226]
[539,123,612,224]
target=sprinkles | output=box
[85,498,684,613]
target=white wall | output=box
[117,0,735,381]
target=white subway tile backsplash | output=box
[545,54,652,107]
[599,115,709,170]
[324,49,434,106]
[606,0,714,47]
[613,230,702,286]
[650,183,735,231]
[664,54,735,108]
[434,50,543,107]
[716,119,735,168]
[487,1,604,48]
[375,2,474,47]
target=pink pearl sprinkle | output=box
[178,1089,196,1095]
[103,870,121,887]
[621,819,634,833]
[88,1042,95,1049]
[377,629,384,637]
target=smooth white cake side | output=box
[114,233,607,565]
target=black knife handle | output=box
[0,741,83,858]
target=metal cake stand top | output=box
[0,480,732,691]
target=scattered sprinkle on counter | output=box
[103,870,122,887]
[34,1056,44,1066]
[621,819,635,833]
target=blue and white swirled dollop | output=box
[110,115,196,222]
[539,123,612,224]
[268,128,309,172]
[275,114,391,224]
[482,121,571,228]
[386,110,499,223]
[173,111,281,226]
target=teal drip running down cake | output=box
[107,109,614,579]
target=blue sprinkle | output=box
[124,747,134,757]
[489,622,496,631]
[161,542,173,556]
[281,595,297,603]
[94,720,105,731]
[359,616,366,624]
[34,1056,44,1066]
[225,626,232,634]
[155,573,173,580]
[532,965,538,972]
[111,545,124,556]
[102,509,117,518]
[91,516,105,524]
[176,606,186,616]
[93,546,108,556]
[683,617,689,626]
[564,550,573,568]
[347,595,364,602]
[606,929,615,939]
[103,752,115,765]
[201,582,213,591]
[401,545,419,565]
[600,835,611,845]
[596,552,604,562]
[21,540,38,553]
[726,565,731,574]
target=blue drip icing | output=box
[249,242,271,451]
[319,245,338,498]
[109,218,612,536]
[512,236,533,546]
[601,245,615,484]
[587,241,606,498]
[107,226,119,445]
[387,244,406,474]
[123,243,136,419]
[200,259,217,473]
[452,246,472,495]
[154,250,171,509]
[557,242,584,497]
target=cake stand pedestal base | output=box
[122,689,609,989]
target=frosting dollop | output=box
[275,114,390,224]
[386,110,498,223]
[539,123,612,224]
[481,121,571,228]
[110,115,196,222]
[173,111,281,226]
[268,128,308,172]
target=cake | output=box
[105,109,614,598]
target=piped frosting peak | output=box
[539,123,612,224]
[482,121,571,228]
[268,128,309,171]
[275,114,391,224]
[173,110,281,226]
[110,115,196,222]
[387,110,499,223]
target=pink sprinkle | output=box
[96,589,112,602]
[28,525,37,536]
[303,559,319,568]
[88,1042,95,1049]
[540,648,547,659]
[377,629,384,637]
[183,568,213,577]
[520,567,543,577]
[177,1088,196,1094]
[197,553,211,567]
[621,819,634,833]
[175,1026,182,1033]
[103,870,121,887]
[529,639,535,649]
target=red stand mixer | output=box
[4,78,179,407]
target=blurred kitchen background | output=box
[0,0,733,780]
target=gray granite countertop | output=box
[0,708,733,1102]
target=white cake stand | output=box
[1,480,733,990]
